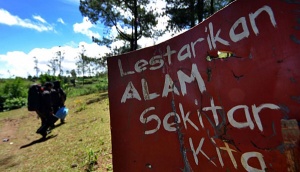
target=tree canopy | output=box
[79,0,163,54]
[165,0,235,33]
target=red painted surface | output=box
[108,0,300,171]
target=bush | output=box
[83,80,93,84]
[67,85,99,97]
[3,97,27,111]
[0,78,29,112]
[39,74,58,85]
[2,78,27,99]
[0,74,109,112]
[96,83,108,91]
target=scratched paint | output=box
[107,0,300,171]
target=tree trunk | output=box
[196,0,204,23]
[134,0,138,50]
[131,21,134,51]
[190,0,195,27]
[210,0,214,15]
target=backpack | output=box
[27,84,43,111]
[53,88,66,106]
[51,88,60,107]
[59,88,67,104]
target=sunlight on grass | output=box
[0,92,112,172]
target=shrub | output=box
[83,80,93,85]
[96,83,108,91]
[2,78,27,99]
[39,74,58,85]
[3,97,26,111]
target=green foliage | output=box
[84,148,98,172]
[106,164,113,171]
[96,78,108,91]
[96,83,107,92]
[3,97,26,111]
[39,74,58,85]
[76,49,89,82]
[2,77,27,99]
[83,80,93,85]
[67,75,108,97]
[0,78,28,111]
[79,0,163,52]
[0,74,108,112]
[70,69,77,78]
[67,86,91,97]
[97,74,108,91]
[166,0,234,32]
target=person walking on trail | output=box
[36,82,57,139]
[52,80,67,124]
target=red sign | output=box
[108,0,300,171]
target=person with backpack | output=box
[52,80,67,123]
[35,82,57,138]
[28,84,45,126]
[28,81,68,139]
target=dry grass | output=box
[0,92,112,172]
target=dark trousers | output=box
[36,110,47,127]
[36,111,58,136]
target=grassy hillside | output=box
[0,92,112,172]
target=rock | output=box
[2,138,9,142]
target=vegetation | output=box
[0,78,29,112]
[79,0,233,54]
[0,1,235,171]
[0,73,108,112]
[79,0,164,53]
[0,92,112,172]
[165,0,234,32]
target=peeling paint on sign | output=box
[108,0,300,171]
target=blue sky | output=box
[0,0,112,78]
[0,0,173,78]
[0,0,89,53]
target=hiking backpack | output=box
[27,84,43,111]
[52,88,66,106]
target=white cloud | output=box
[78,41,110,57]
[33,15,46,23]
[89,0,179,50]
[73,17,100,39]
[57,18,65,24]
[0,8,54,32]
[0,42,110,78]
[136,1,184,48]
[0,2,178,79]
[0,51,32,78]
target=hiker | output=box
[52,80,67,123]
[35,92,47,128]
[36,82,57,138]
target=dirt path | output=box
[0,118,20,143]
[0,112,38,170]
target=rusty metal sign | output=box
[107,0,300,171]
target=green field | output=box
[0,92,112,172]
